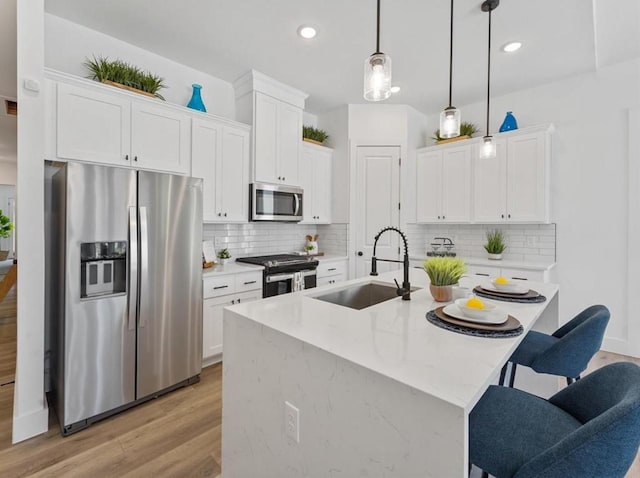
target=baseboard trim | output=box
[601,337,639,358]
[12,405,49,444]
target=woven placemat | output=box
[426,310,523,338]
[473,287,547,304]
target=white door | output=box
[56,82,131,166]
[416,150,442,223]
[277,102,302,185]
[191,118,220,222]
[441,146,472,222]
[355,146,401,278]
[131,103,190,175]
[254,92,279,183]
[218,126,250,222]
[507,131,546,221]
[312,149,332,223]
[473,138,507,222]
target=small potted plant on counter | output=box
[484,229,507,260]
[423,257,466,302]
[217,248,232,265]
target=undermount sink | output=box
[312,282,421,310]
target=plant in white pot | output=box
[484,229,506,260]
[0,210,14,261]
[217,248,232,265]
[423,257,466,302]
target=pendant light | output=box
[439,0,461,139]
[364,0,392,101]
[479,0,499,159]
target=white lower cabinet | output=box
[316,259,348,286]
[202,270,262,365]
[465,264,548,283]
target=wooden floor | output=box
[0,274,639,477]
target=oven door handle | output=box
[301,270,317,277]
[266,273,295,283]
[294,194,300,216]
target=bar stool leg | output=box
[508,363,517,388]
[499,362,508,386]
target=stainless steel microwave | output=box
[251,182,303,222]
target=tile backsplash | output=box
[407,223,556,263]
[202,222,349,258]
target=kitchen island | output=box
[221,268,559,477]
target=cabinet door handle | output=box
[125,154,129,161]
[278,176,281,180]
[501,214,504,219]
[243,280,257,285]
[231,299,235,305]
[443,216,446,219]
[218,213,222,217]
[213,285,229,290]
[437,216,441,219]
[237,298,241,303]
[476,273,490,277]
[283,177,286,181]
[508,214,511,219]
[327,268,337,272]
[224,213,227,217]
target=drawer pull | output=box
[511,277,528,281]
[243,280,257,285]
[476,273,490,277]
[327,268,337,272]
[213,285,229,290]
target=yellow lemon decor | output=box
[495,276,509,285]
[465,297,485,309]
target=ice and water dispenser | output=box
[80,241,127,298]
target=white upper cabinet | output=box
[416,145,471,223]
[473,125,552,223]
[300,142,332,224]
[55,81,131,166]
[131,102,190,174]
[191,117,250,223]
[234,70,308,188]
[473,138,507,222]
[48,70,192,175]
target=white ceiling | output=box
[37,0,640,115]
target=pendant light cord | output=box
[448,0,454,108]
[376,0,381,53]
[485,7,492,135]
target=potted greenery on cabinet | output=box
[84,56,166,99]
[423,257,466,302]
[484,230,507,260]
[302,125,329,146]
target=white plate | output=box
[443,304,509,325]
[483,282,529,295]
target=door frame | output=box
[349,139,405,279]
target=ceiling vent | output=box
[5,100,17,116]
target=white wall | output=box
[14,0,48,443]
[426,58,640,356]
[44,14,236,120]
[0,162,17,185]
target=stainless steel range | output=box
[236,254,318,297]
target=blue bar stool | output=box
[470,362,640,478]
[499,305,610,388]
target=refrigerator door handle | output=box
[128,206,138,331]
[139,206,149,328]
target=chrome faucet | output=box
[370,226,411,300]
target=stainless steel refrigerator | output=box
[51,162,202,435]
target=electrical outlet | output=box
[526,236,537,248]
[285,401,300,443]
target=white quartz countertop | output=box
[202,262,264,277]
[316,254,348,262]
[411,255,556,271]
[227,269,558,412]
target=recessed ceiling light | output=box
[297,25,317,39]
[501,41,522,53]
[390,86,401,93]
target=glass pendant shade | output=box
[479,135,496,159]
[439,107,461,138]
[363,53,392,101]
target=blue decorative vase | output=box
[499,111,518,132]
[187,84,206,112]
